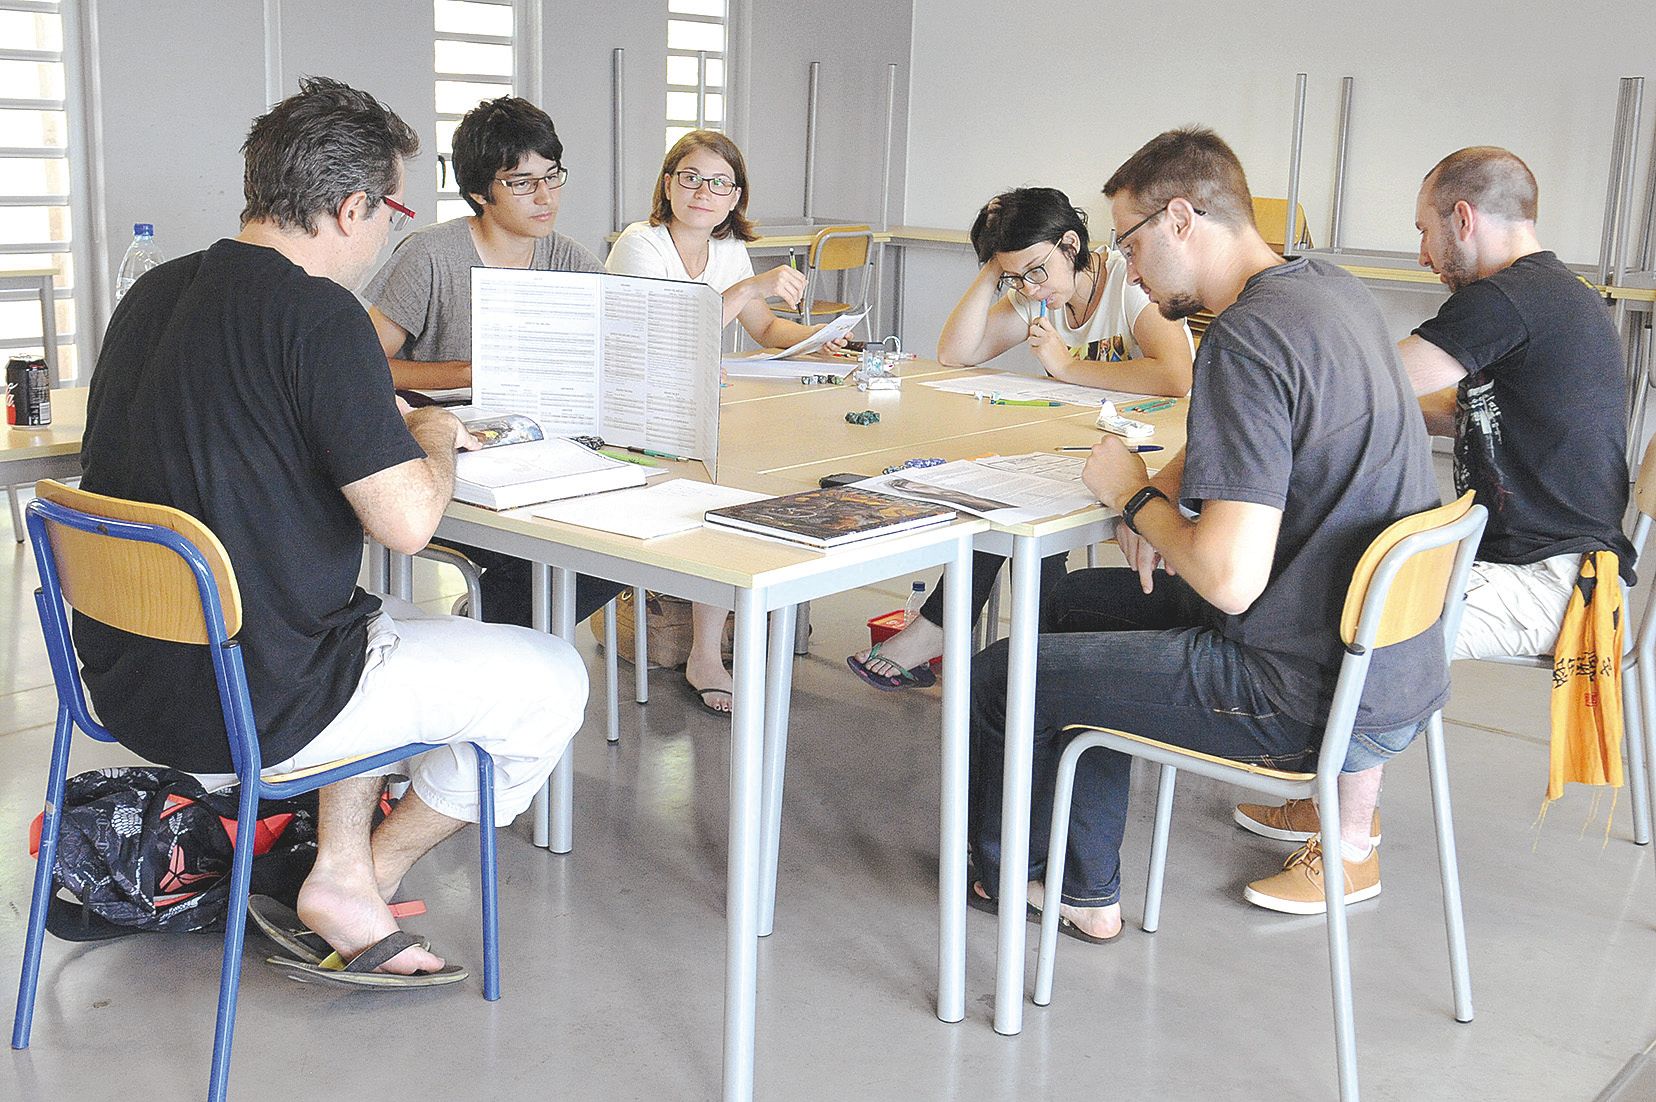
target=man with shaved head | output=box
[1237,146,1635,911]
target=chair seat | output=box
[776,300,853,317]
[264,752,378,784]
[1062,723,1318,783]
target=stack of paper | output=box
[854,453,1101,524]
[921,371,1152,408]
[533,479,770,540]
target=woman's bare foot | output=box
[849,615,944,678]
[684,651,733,713]
[1028,880,1123,940]
[297,864,445,974]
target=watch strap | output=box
[1121,485,1169,534]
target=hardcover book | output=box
[703,486,955,549]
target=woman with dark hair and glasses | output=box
[846,186,1193,691]
[606,130,844,716]
[607,129,838,349]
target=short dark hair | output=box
[453,97,564,216]
[968,187,1089,272]
[1423,146,1538,223]
[241,76,418,234]
[1102,127,1254,230]
[651,130,757,241]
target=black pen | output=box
[1056,444,1163,453]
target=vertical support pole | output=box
[1600,78,1635,287]
[723,587,767,1102]
[612,48,626,235]
[1284,73,1308,253]
[548,566,577,854]
[803,61,820,222]
[1329,76,1355,251]
[936,532,972,1024]
[696,50,708,128]
[531,563,553,848]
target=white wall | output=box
[904,0,1656,265]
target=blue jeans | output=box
[968,568,1322,908]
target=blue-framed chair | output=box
[11,479,502,1102]
[1034,493,1487,1102]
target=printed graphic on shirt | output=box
[1084,334,1127,362]
[1455,372,1510,516]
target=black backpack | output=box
[27,767,319,941]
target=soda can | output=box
[5,354,51,428]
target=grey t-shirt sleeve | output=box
[1179,342,1295,512]
[548,233,606,274]
[365,235,440,352]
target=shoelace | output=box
[1282,837,1324,874]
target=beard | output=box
[1156,292,1205,321]
[1436,241,1479,292]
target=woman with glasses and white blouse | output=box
[607,130,841,716]
[607,129,834,350]
[846,186,1194,691]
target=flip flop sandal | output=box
[248,895,430,967]
[1054,914,1122,945]
[266,929,466,989]
[966,881,1041,923]
[681,674,733,718]
[845,644,938,692]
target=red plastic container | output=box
[866,609,943,672]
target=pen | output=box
[601,448,660,467]
[1056,444,1163,453]
[787,248,797,271]
[990,398,1063,407]
[1126,399,1176,413]
[1038,300,1047,320]
[624,445,691,462]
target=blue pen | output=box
[1038,300,1047,320]
[1057,444,1164,453]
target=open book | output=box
[451,408,645,510]
[472,268,723,478]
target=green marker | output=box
[600,449,660,468]
[990,398,1063,407]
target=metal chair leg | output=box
[758,604,798,937]
[604,598,621,743]
[1034,736,1088,1006]
[208,777,265,1102]
[7,484,23,545]
[1622,663,1651,844]
[11,709,74,1051]
[476,747,501,1001]
[983,571,1002,647]
[1317,773,1360,1102]
[793,601,811,656]
[1424,712,1474,1023]
[632,586,649,703]
[1086,543,1100,569]
[1142,764,1177,933]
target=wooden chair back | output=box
[1252,197,1313,254]
[809,225,874,271]
[32,479,243,644]
[1340,492,1476,649]
[1635,437,1656,520]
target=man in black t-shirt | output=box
[966,129,1446,940]
[77,79,588,982]
[1237,148,1633,880]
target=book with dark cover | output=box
[703,486,955,548]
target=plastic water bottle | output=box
[903,581,927,625]
[114,223,164,303]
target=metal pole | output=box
[1612,80,1644,366]
[1329,76,1354,250]
[611,48,626,234]
[803,61,820,222]
[1284,73,1308,253]
[696,50,708,129]
[880,63,898,231]
[1599,78,1634,287]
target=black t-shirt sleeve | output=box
[1412,279,1528,376]
[295,303,425,489]
[1179,344,1294,512]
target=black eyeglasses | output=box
[496,166,568,195]
[1113,204,1206,262]
[671,170,738,196]
[995,240,1060,296]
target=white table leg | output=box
[531,563,553,849]
[938,532,972,1023]
[633,585,650,703]
[724,588,767,1102]
[548,566,577,854]
[8,484,23,544]
[994,534,1042,1035]
[759,603,798,937]
[605,599,621,743]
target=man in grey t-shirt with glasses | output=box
[966,128,1446,940]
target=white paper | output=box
[855,456,1102,524]
[471,268,724,478]
[532,479,769,539]
[920,371,1154,408]
[720,307,868,369]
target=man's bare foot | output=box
[849,615,944,678]
[1028,880,1123,940]
[684,648,733,713]
[297,865,445,975]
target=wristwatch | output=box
[1120,486,1169,534]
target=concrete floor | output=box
[4,467,1656,1101]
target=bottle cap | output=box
[134,223,154,237]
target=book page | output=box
[472,268,604,436]
[855,458,1101,524]
[533,479,767,539]
[596,277,721,476]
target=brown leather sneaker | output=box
[1242,838,1381,915]
[1233,797,1381,845]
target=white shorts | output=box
[194,595,589,826]
[1452,553,1580,662]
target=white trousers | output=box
[196,595,589,826]
[1452,553,1580,662]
